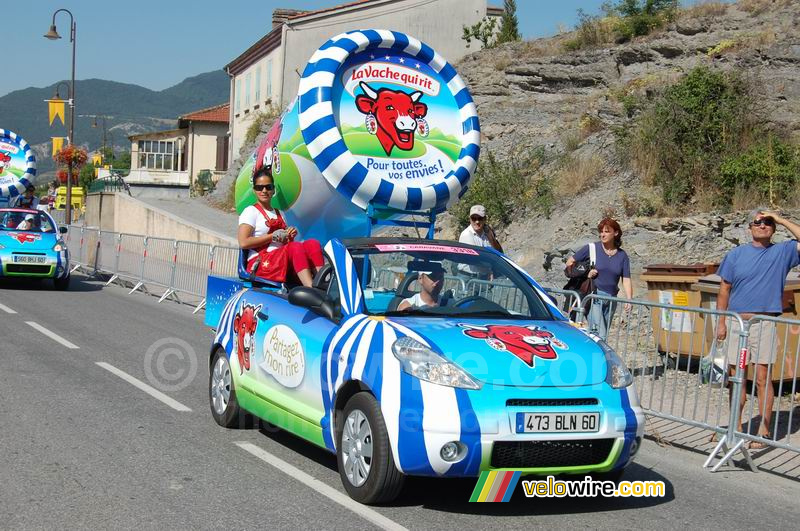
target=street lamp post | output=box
[44,8,76,224]
[92,115,108,162]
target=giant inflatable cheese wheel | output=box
[235,30,480,242]
[0,129,37,204]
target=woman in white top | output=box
[237,169,323,287]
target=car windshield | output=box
[0,210,55,233]
[346,241,554,320]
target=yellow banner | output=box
[92,154,102,166]
[47,99,66,126]
[52,137,65,157]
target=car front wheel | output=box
[337,392,404,504]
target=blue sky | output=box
[2,0,716,97]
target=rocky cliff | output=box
[438,0,800,292]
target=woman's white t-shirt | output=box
[239,205,283,258]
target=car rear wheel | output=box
[337,392,404,504]
[53,274,70,291]
[209,348,248,428]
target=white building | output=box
[225,0,502,157]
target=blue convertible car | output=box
[207,238,643,503]
[0,208,70,289]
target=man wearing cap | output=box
[716,209,800,447]
[17,213,38,231]
[398,263,450,311]
[457,205,503,281]
[459,205,503,252]
[11,185,39,209]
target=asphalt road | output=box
[1,275,798,530]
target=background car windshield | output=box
[348,244,554,320]
[0,210,55,233]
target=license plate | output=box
[13,255,46,264]
[516,412,600,433]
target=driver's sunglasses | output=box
[750,218,775,227]
[470,216,484,222]
[253,183,275,192]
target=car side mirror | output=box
[288,286,336,321]
[59,226,68,234]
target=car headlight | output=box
[53,241,65,252]
[391,337,482,390]
[600,340,633,389]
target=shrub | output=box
[719,136,800,206]
[624,66,758,204]
[563,10,619,51]
[555,154,605,198]
[564,0,676,51]
[680,1,728,18]
[194,169,216,196]
[453,148,550,227]
[244,106,281,146]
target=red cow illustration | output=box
[11,233,41,244]
[234,303,262,374]
[355,81,428,155]
[0,152,10,175]
[253,120,283,177]
[460,324,566,367]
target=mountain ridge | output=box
[0,70,229,175]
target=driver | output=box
[17,213,38,231]
[398,264,450,311]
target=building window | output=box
[245,73,251,108]
[137,140,178,171]
[255,65,261,104]
[267,60,273,100]
[235,79,241,112]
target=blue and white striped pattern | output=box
[297,30,480,212]
[0,129,37,199]
[213,289,247,355]
[319,312,481,476]
[319,238,481,476]
[324,238,365,316]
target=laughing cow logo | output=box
[11,232,41,244]
[355,81,428,155]
[0,152,10,175]
[460,324,567,368]
[234,303,262,374]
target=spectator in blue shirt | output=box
[716,209,800,447]
[566,218,633,339]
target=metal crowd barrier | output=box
[582,292,799,471]
[66,224,238,313]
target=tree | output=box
[462,17,498,49]
[497,0,521,44]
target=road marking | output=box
[95,362,192,412]
[235,441,407,531]
[25,321,79,349]
[0,301,17,314]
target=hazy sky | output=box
[2,0,717,97]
